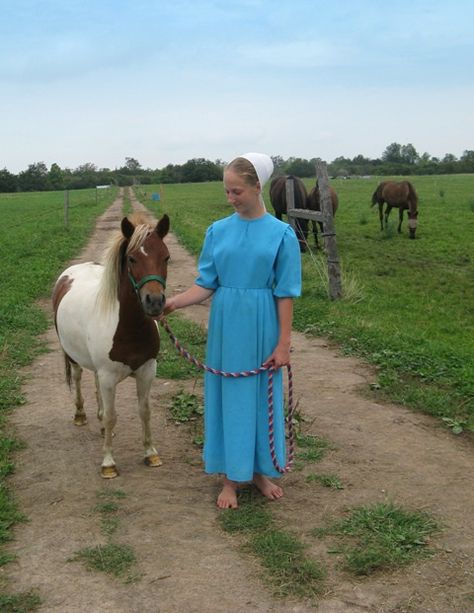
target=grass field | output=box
[0,178,472,606]
[0,186,117,584]
[138,174,474,434]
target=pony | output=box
[269,175,309,251]
[306,182,339,249]
[52,213,170,478]
[371,180,419,239]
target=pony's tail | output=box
[371,189,378,206]
[64,353,72,389]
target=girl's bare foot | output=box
[253,474,284,500]
[217,477,239,509]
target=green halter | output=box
[128,272,167,292]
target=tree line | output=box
[1,143,473,193]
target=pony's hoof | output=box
[74,415,87,426]
[100,428,115,438]
[101,465,119,479]
[144,454,162,467]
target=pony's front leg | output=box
[71,363,87,426]
[397,208,404,233]
[97,374,119,478]
[136,361,162,468]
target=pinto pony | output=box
[306,182,339,249]
[371,180,419,238]
[52,213,170,478]
[269,175,309,251]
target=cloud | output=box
[237,39,358,69]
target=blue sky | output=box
[1,0,473,173]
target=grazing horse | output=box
[270,175,309,251]
[371,180,419,238]
[52,213,170,478]
[306,182,339,249]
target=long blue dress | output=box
[195,212,301,482]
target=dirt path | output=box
[6,190,473,612]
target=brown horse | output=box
[269,175,309,251]
[307,182,339,249]
[371,180,419,239]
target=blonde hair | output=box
[225,157,259,187]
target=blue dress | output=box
[195,212,302,482]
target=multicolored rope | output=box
[159,318,295,473]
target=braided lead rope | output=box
[159,318,294,473]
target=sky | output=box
[1,0,473,173]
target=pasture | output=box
[139,174,474,433]
[0,187,116,587]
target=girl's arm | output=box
[263,297,293,368]
[163,284,214,315]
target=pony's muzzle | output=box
[143,291,166,317]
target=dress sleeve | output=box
[195,225,219,289]
[273,226,302,298]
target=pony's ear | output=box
[156,214,170,239]
[121,217,135,240]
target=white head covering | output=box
[240,152,274,188]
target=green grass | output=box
[0,591,41,612]
[138,174,474,434]
[69,488,137,580]
[156,314,206,379]
[313,501,439,575]
[220,489,326,599]
[69,543,136,578]
[0,186,117,592]
[306,473,344,489]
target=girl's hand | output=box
[162,297,177,317]
[263,342,291,370]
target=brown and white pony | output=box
[52,213,170,478]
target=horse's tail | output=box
[371,187,380,206]
[371,182,385,207]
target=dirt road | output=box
[6,190,473,612]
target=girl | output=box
[164,153,301,509]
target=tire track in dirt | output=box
[6,189,473,612]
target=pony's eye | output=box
[128,255,137,265]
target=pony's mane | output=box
[97,213,157,313]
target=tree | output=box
[0,167,17,192]
[180,158,222,182]
[284,157,314,177]
[122,157,142,173]
[17,162,49,191]
[48,163,64,190]
[382,143,403,164]
[400,144,419,164]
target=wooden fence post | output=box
[315,160,342,299]
[285,178,296,231]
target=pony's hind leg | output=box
[136,362,162,468]
[378,203,384,230]
[94,372,104,425]
[397,208,404,233]
[71,363,87,426]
